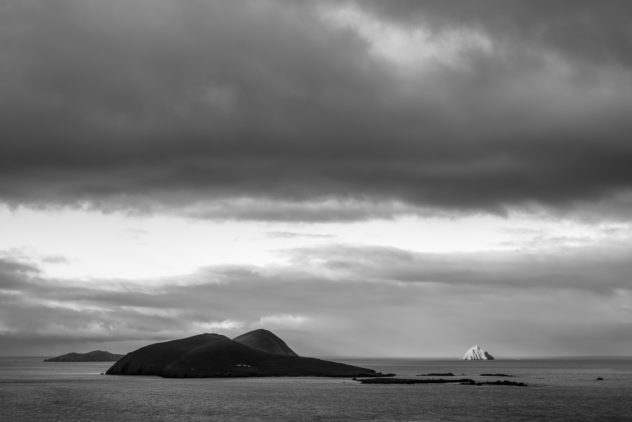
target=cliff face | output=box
[44,350,124,362]
[462,345,495,360]
[106,330,382,378]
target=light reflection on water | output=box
[1,357,631,421]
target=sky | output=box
[1,0,632,358]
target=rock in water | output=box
[462,345,494,360]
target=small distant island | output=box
[462,345,494,360]
[106,329,387,378]
[45,350,124,362]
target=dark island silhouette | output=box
[45,350,124,362]
[106,329,386,378]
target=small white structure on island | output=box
[462,345,494,360]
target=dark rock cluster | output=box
[357,377,527,387]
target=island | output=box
[44,350,124,362]
[106,329,387,378]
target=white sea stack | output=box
[462,345,494,360]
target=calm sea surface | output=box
[1,357,631,421]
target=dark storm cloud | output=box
[2,0,632,220]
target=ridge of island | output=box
[45,350,124,362]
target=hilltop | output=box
[233,329,298,357]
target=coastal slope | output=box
[106,330,382,378]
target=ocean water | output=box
[1,357,631,421]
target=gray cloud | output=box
[266,231,333,239]
[353,0,632,65]
[0,257,39,289]
[2,241,631,356]
[1,1,632,220]
[286,242,632,294]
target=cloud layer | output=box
[2,0,632,220]
[2,239,631,357]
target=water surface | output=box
[1,357,630,421]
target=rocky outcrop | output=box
[417,372,455,376]
[462,345,494,360]
[359,378,473,384]
[106,330,384,378]
[45,350,124,362]
[355,378,527,387]
[357,378,526,386]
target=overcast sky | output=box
[1,0,632,358]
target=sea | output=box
[1,357,631,421]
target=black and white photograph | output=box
[1,1,631,420]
